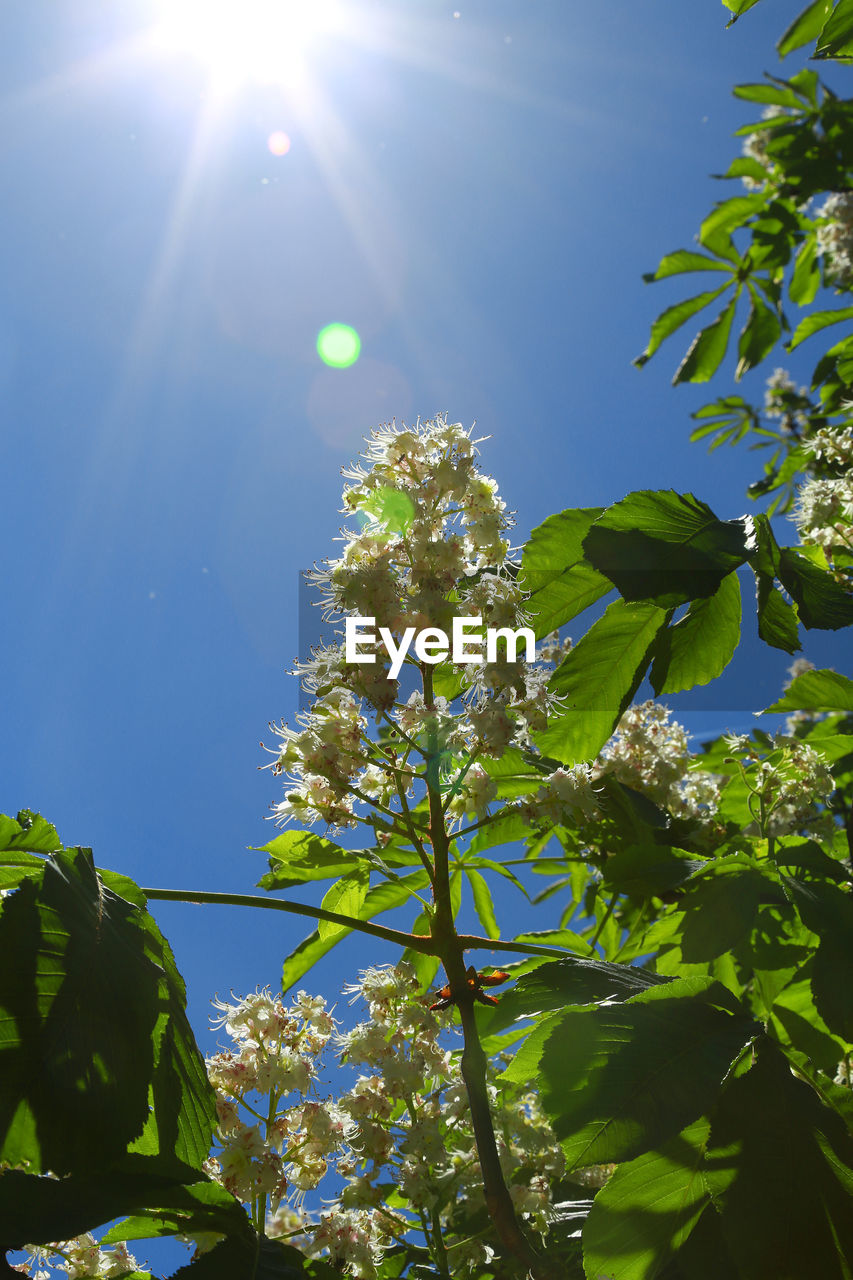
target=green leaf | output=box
[98,1182,245,1244]
[755,569,801,654]
[0,812,61,856]
[257,832,357,889]
[705,1040,853,1278]
[519,507,611,637]
[788,305,853,351]
[534,977,756,1168]
[723,0,764,21]
[0,850,162,1175]
[602,846,708,898]
[650,571,741,695]
[732,81,804,109]
[583,491,751,606]
[679,864,772,963]
[699,195,765,244]
[0,1171,240,1251]
[789,235,820,306]
[784,878,853,1041]
[280,871,430,991]
[673,297,738,385]
[642,250,733,283]
[318,869,370,941]
[778,0,834,56]
[763,667,853,712]
[816,0,853,57]
[170,1233,337,1279]
[534,600,669,764]
[735,292,781,380]
[634,285,731,367]
[488,957,668,1033]
[581,1119,710,1280]
[778,547,853,629]
[467,869,500,940]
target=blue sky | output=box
[1,0,846,1083]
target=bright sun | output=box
[152,0,344,89]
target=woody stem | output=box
[421,665,555,1280]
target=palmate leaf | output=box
[280,870,431,991]
[735,289,781,380]
[788,303,853,350]
[487,957,668,1033]
[723,0,764,22]
[507,977,756,1170]
[534,600,669,764]
[777,548,853,629]
[581,1118,711,1280]
[633,285,731,368]
[0,850,161,1176]
[170,1233,338,1279]
[256,831,360,889]
[705,1040,853,1278]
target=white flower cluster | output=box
[817,192,853,287]
[724,732,835,837]
[264,417,570,835]
[803,423,853,468]
[598,701,721,821]
[11,1238,138,1279]
[336,963,565,1272]
[763,368,810,433]
[203,987,338,1211]
[793,474,853,550]
[741,104,790,190]
[189,965,564,1278]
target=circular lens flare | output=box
[267,130,291,155]
[317,323,361,368]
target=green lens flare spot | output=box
[360,486,415,532]
[317,323,361,368]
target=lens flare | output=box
[317,323,361,369]
[267,130,291,156]
[152,0,343,88]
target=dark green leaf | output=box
[673,298,738,385]
[602,847,708,898]
[680,865,772,963]
[0,851,161,1175]
[705,1040,853,1278]
[778,547,853,629]
[784,878,853,1041]
[583,491,751,606]
[533,978,756,1168]
[581,1119,710,1280]
[699,196,766,244]
[754,569,801,654]
[650,571,741,695]
[535,600,669,763]
[486,956,668,1033]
